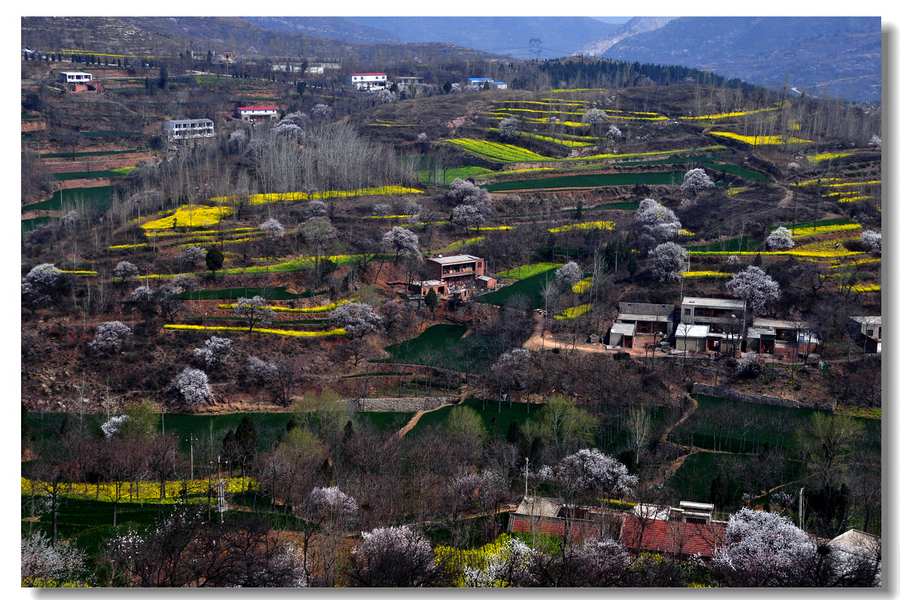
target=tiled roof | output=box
[621,516,725,559]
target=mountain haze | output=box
[345,17,620,59]
[600,17,881,102]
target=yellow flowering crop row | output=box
[789,222,861,237]
[808,151,854,163]
[164,324,347,338]
[208,186,423,206]
[59,270,97,275]
[446,138,549,162]
[678,229,695,237]
[152,227,256,237]
[838,195,873,203]
[363,214,414,219]
[709,131,813,145]
[822,180,881,188]
[555,303,592,320]
[850,284,880,293]
[830,257,880,268]
[477,226,516,231]
[680,107,779,120]
[21,476,253,504]
[217,299,351,313]
[108,243,148,250]
[141,205,233,230]
[794,177,841,186]
[572,277,593,294]
[681,271,731,278]
[548,221,615,233]
[726,187,748,196]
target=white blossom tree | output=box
[681,167,716,199]
[491,348,534,398]
[606,125,622,139]
[101,414,129,438]
[113,260,139,286]
[860,230,881,254]
[348,525,438,587]
[554,261,583,290]
[234,296,274,332]
[648,242,688,282]
[247,355,279,384]
[582,108,606,135]
[22,263,66,313]
[375,89,397,104]
[169,367,212,406]
[635,198,681,241]
[713,508,816,586]
[21,531,85,587]
[547,447,638,498]
[304,200,329,220]
[331,302,384,340]
[180,246,207,270]
[260,218,285,238]
[464,536,535,587]
[193,336,234,368]
[735,351,763,377]
[305,486,359,516]
[765,226,795,251]
[725,266,781,314]
[381,227,420,263]
[89,321,133,356]
[869,134,881,148]
[498,117,521,138]
[311,103,334,121]
[274,112,309,138]
[451,203,487,232]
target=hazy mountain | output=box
[577,17,678,56]
[242,17,401,44]
[601,17,881,102]
[344,17,620,59]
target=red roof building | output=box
[620,515,725,561]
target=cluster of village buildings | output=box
[402,254,881,357]
[55,68,505,142]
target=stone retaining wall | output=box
[347,397,456,412]
[691,383,802,408]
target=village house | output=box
[677,297,747,355]
[608,302,675,349]
[235,106,278,122]
[849,316,881,353]
[58,71,92,84]
[349,73,388,91]
[467,77,494,88]
[508,497,726,562]
[394,76,423,91]
[401,255,496,304]
[164,118,215,142]
[58,71,101,92]
[746,317,818,357]
[425,254,485,286]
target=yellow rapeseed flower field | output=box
[141,205,232,230]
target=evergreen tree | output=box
[205,245,224,275]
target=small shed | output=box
[609,321,636,348]
[674,323,710,352]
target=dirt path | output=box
[396,401,455,438]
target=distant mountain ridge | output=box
[344,17,620,59]
[600,17,881,102]
[576,17,677,56]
